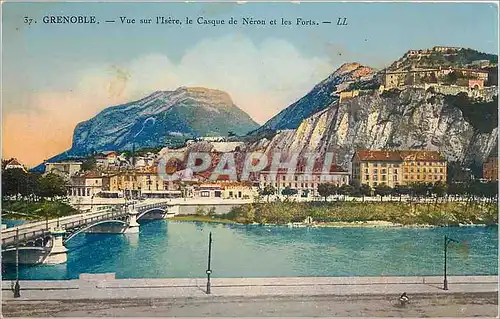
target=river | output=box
[1,220,497,280]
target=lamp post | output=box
[443,235,460,290]
[206,232,213,294]
[14,228,21,298]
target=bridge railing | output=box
[1,207,127,247]
[135,201,171,212]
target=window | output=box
[404,175,408,179]
[295,176,298,181]
[394,175,398,181]
[417,175,420,179]
[373,169,378,174]
[439,176,443,180]
[434,168,438,173]
[434,175,438,180]
[410,175,414,180]
[404,168,408,173]
[382,175,386,181]
[282,176,286,181]
[365,175,370,181]
[374,163,378,167]
[373,175,378,181]
[381,163,387,167]
[417,162,421,166]
[440,168,444,173]
[373,182,378,186]
[365,169,369,174]
[410,168,414,173]
[394,169,398,174]
[382,169,387,174]
[423,168,426,173]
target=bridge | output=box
[1,201,173,265]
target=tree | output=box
[444,71,459,85]
[260,185,276,203]
[34,173,68,199]
[432,181,447,203]
[374,184,392,202]
[317,183,333,202]
[338,184,354,201]
[1,168,28,200]
[411,182,428,200]
[281,186,298,199]
[81,157,97,171]
[357,184,371,202]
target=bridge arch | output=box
[64,220,128,243]
[136,208,166,220]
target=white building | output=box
[259,169,350,198]
[45,161,82,179]
[69,172,108,197]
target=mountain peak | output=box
[64,87,258,156]
[175,86,234,105]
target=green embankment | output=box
[174,201,498,226]
[1,200,78,221]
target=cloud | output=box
[3,35,334,166]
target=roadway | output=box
[1,201,170,248]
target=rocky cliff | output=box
[69,87,259,155]
[249,87,498,170]
[255,63,376,132]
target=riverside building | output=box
[351,150,447,188]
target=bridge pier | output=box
[44,228,68,264]
[164,205,180,218]
[124,210,140,234]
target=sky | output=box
[2,1,498,167]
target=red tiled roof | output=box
[398,150,446,161]
[6,158,23,166]
[355,150,402,162]
[355,150,446,162]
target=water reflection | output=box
[125,233,139,248]
[1,221,497,280]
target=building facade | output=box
[258,170,350,198]
[45,161,82,179]
[107,169,179,198]
[352,150,447,188]
[194,182,255,199]
[69,172,109,197]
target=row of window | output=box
[363,174,444,181]
[405,167,444,173]
[360,167,445,174]
[365,175,398,182]
[261,175,347,183]
[358,161,445,167]
[261,182,342,189]
[70,188,94,197]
